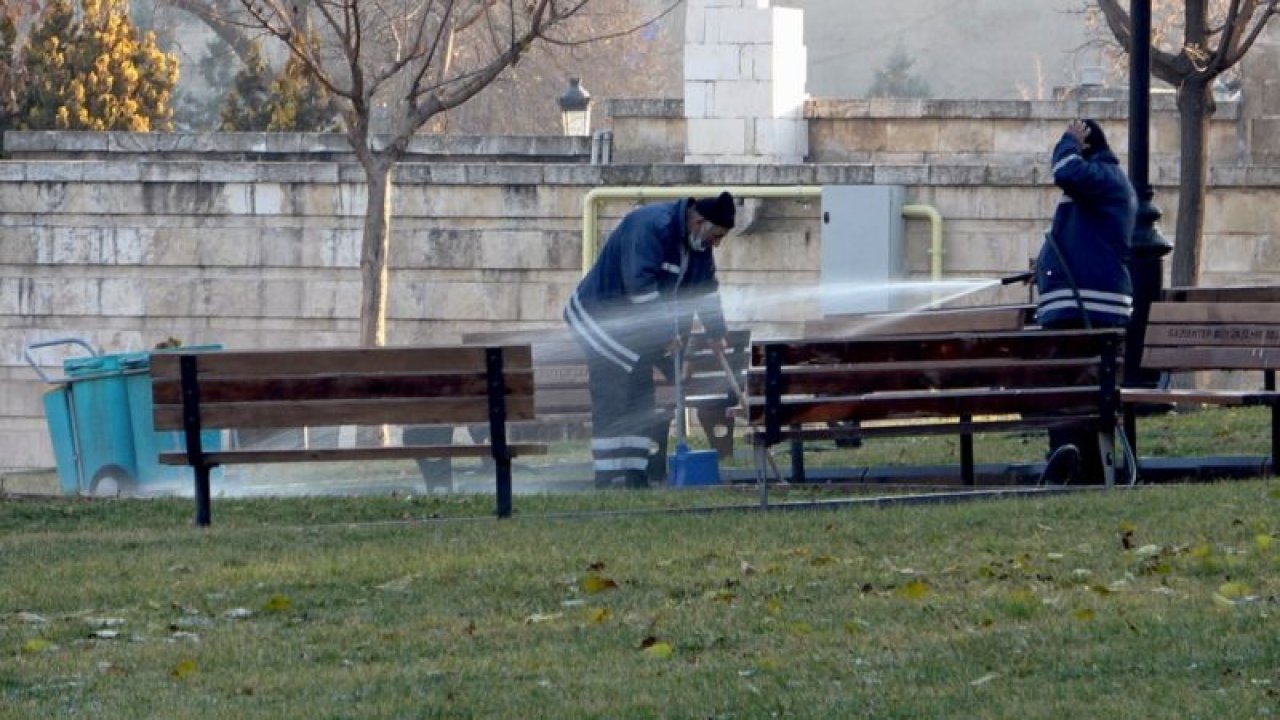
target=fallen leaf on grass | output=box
[171,659,198,680]
[21,638,52,654]
[582,574,618,594]
[262,595,293,613]
[587,607,612,625]
[642,641,673,659]
[1218,582,1250,600]
[89,629,121,640]
[896,580,931,600]
[1073,608,1096,621]
[1256,534,1274,553]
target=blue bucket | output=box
[668,443,721,487]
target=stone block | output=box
[99,278,145,316]
[145,229,200,266]
[0,229,36,263]
[259,227,305,267]
[144,278,196,316]
[685,81,713,119]
[814,165,874,185]
[873,165,928,185]
[687,118,748,156]
[261,279,304,318]
[711,7,774,44]
[684,45,742,82]
[300,279,360,319]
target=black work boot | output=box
[1040,444,1082,486]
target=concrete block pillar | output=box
[1243,20,1280,164]
[684,0,808,164]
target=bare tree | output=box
[1095,0,1278,286]
[232,0,672,346]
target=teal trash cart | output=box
[26,339,223,496]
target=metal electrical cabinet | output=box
[820,185,906,315]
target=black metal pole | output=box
[1125,0,1174,388]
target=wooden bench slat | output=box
[1163,286,1280,303]
[1143,323,1280,347]
[152,371,533,404]
[154,397,536,430]
[1148,302,1280,324]
[748,386,1104,426]
[746,358,1102,396]
[752,329,1120,366]
[1141,346,1280,371]
[151,345,534,379]
[748,414,1098,443]
[158,443,550,466]
[1120,388,1280,407]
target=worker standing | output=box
[565,192,736,488]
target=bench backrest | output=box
[460,329,752,416]
[151,345,536,431]
[746,329,1122,439]
[1141,300,1280,372]
[801,304,1035,338]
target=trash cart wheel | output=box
[91,465,136,497]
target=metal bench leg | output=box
[754,442,769,509]
[960,414,974,486]
[194,463,212,527]
[1097,429,1116,488]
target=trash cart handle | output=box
[23,338,99,384]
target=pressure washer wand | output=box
[1001,270,1035,285]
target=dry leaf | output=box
[171,659,198,680]
[262,595,293,613]
[1218,581,1250,600]
[21,638,52,654]
[897,580,931,600]
[1073,608,1096,621]
[587,607,612,625]
[642,641,673,659]
[582,574,618,594]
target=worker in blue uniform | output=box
[565,192,736,488]
[1035,119,1136,484]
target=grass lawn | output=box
[2,479,1278,718]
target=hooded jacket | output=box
[1034,131,1137,328]
[565,198,727,373]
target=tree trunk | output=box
[1169,78,1213,288]
[358,157,394,347]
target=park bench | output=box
[460,328,752,463]
[741,328,1124,497]
[1122,286,1280,476]
[151,344,547,525]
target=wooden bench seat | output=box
[741,329,1123,497]
[151,345,547,525]
[1122,290,1280,474]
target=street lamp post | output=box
[558,78,592,137]
[1126,0,1174,388]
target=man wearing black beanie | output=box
[565,192,735,488]
[1034,118,1136,484]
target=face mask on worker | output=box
[688,230,709,252]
